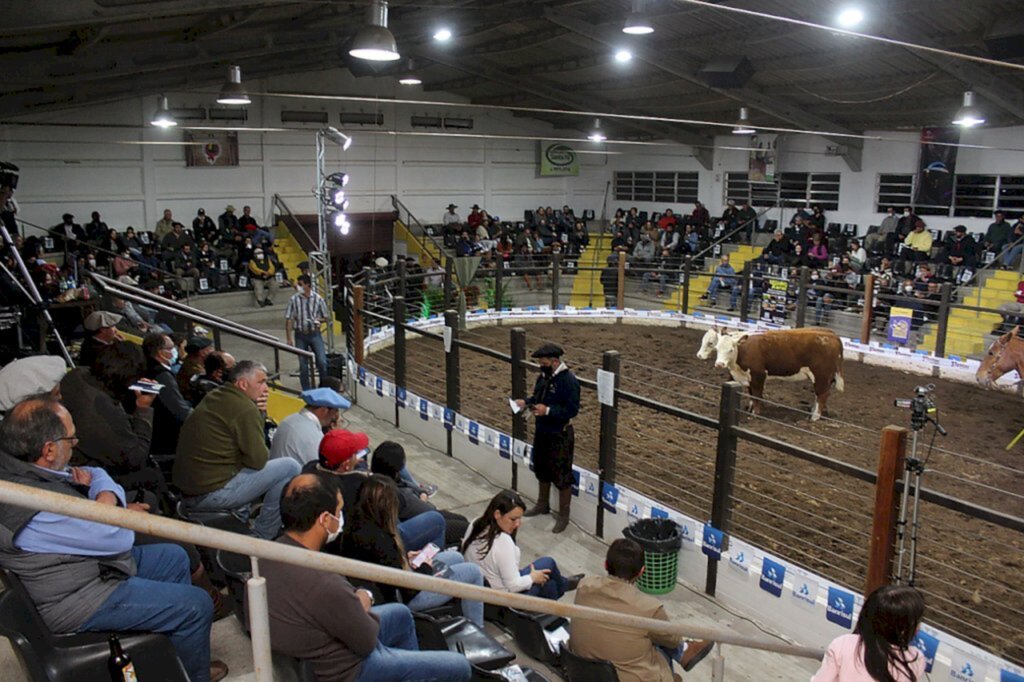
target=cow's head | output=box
[714,332,741,370]
[697,328,719,360]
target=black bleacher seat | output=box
[560,643,620,682]
[413,611,516,671]
[866,225,880,235]
[0,569,188,682]
[842,223,858,236]
[827,223,842,237]
[638,211,648,222]
[763,219,779,232]
[504,608,566,668]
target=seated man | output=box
[173,360,300,539]
[570,538,712,682]
[700,254,740,310]
[760,229,791,265]
[0,398,223,682]
[270,387,350,465]
[177,336,214,402]
[258,473,472,682]
[900,220,933,267]
[190,350,235,405]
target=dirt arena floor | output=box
[364,321,1024,664]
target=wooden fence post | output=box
[352,285,365,366]
[866,425,907,596]
[596,351,620,539]
[510,327,527,491]
[706,381,741,596]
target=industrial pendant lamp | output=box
[731,107,756,135]
[150,95,177,128]
[217,65,251,105]
[588,118,607,142]
[350,0,401,62]
[622,0,654,35]
[952,90,985,128]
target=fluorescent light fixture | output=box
[399,76,422,85]
[623,0,654,34]
[588,118,607,142]
[952,90,985,127]
[836,6,864,28]
[350,0,400,61]
[433,27,452,42]
[732,107,756,135]
[150,95,177,128]
[614,49,633,63]
[217,65,251,105]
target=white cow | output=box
[696,327,746,361]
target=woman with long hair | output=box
[461,489,582,600]
[341,475,485,626]
[811,584,926,682]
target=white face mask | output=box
[325,511,343,544]
[903,211,911,217]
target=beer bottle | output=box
[107,634,138,682]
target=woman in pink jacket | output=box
[812,585,927,682]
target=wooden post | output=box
[795,266,809,328]
[682,255,692,314]
[935,282,953,359]
[596,351,620,539]
[860,274,875,344]
[865,425,907,596]
[352,285,365,366]
[706,381,741,596]
[739,262,751,322]
[551,253,561,310]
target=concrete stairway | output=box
[918,269,1016,357]
[568,232,613,308]
[664,243,761,313]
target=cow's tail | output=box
[834,353,845,392]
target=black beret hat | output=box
[531,343,564,359]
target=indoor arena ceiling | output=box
[2,0,1024,161]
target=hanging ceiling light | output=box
[732,107,756,135]
[217,65,251,105]
[623,0,654,35]
[614,48,633,63]
[399,75,422,85]
[588,118,607,142]
[150,95,177,128]
[952,90,985,128]
[349,0,400,62]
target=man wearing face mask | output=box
[285,274,330,391]
[142,332,193,459]
[514,343,581,534]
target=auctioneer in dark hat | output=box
[531,343,564,359]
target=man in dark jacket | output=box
[142,332,192,457]
[0,398,220,682]
[514,343,581,534]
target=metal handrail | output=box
[272,194,318,254]
[390,195,452,265]
[958,232,1024,289]
[692,206,776,262]
[0,478,826,682]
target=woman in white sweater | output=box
[461,490,582,599]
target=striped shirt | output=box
[285,291,329,334]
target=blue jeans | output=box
[354,603,471,682]
[1003,244,1023,267]
[184,459,301,539]
[81,544,213,682]
[407,550,484,626]
[295,331,329,391]
[398,511,446,553]
[659,642,686,668]
[518,555,567,600]
[706,277,739,307]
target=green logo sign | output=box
[539,141,579,176]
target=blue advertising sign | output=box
[601,482,619,513]
[468,421,479,445]
[419,398,429,421]
[759,558,786,597]
[912,629,939,674]
[443,408,455,431]
[826,586,855,629]
[498,434,511,459]
[702,525,723,560]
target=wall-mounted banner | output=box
[375,377,384,397]
[184,130,239,167]
[748,134,777,183]
[913,629,940,674]
[826,586,855,629]
[443,408,455,431]
[679,519,698,549]
[791,575,818,607]
[358,367,367,386]
[702,525,723,560]
[948,650,986,682]
[397,387,407,406]
[468,421,479,445]
[538,141,580,177]
[728,539,754,575]
[760,557,786,597]
[651,507,669,519]
[499,434,511,459]
[913,126,960,209]
[887,306,914,344]
[419,398,429,421]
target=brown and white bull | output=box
[698,327,845,421]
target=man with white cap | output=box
[270,387,351,465]
[0,355,66,416]
[79,310,124,368]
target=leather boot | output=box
[192,564,232,621]
[552,487,572,533]
[524,482,551,517]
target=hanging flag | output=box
[913,127,960,210]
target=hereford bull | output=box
[700,327,844,421]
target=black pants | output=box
[532,425,575,490]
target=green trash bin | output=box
[623,518,683,595]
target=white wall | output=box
[3,66,1024,241]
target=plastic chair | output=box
[0,569,188,682]
[413,611,516,671]
[505,608,566,666]
[560,643,620,682]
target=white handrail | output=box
[0,480,825,664]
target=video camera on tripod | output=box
[893,384,947,434]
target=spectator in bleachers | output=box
[259,473,472,682]
[142,332,192,458]
[721,199,739,231]
[0,397,224,682]
[462,489,582,599]
[896,206,919,240]
[370,441,458,540]
[700,254,739,309]
[631,232,656,267]
[341,474,484,626]
[571,538,713,682]
[760,229,791,265]
[235,235,254,271]
[190,350,235,405]
[641,248,674,298]
[737,200,758,234]
[136,244,161,281]
[122,226,142,254]
[162,221,194,254]
[866,206,899,254]
[238,205,258,232]
[657,208,677,231]
[248,247,277,307]
[984,210,1012,255]
[808,233,829,268]
[174,360,301,539]
[154,208,175,241]
[176,336,213,400]
[901,220,933,268]
[567,221,589,257]
[610,227,630,253]
[942,225,977,270]
[109,289,157,335]
[659,222,680,254]
[811,584,925,682]
[466,204,483,230]
[85,211,108,242]
[270,388,350,465]
[218,204,239,234]
[513,243,538,290]
[692,201,710,227]
[192,207,215,237]
[682,223,699,254]
[0,355,66,417]
[847,239,868,273]
[998,280,1024,328]
[174,242,200,293]
[1000,217,1024,269]
[79,310,124,368]
[809,204,826,231]
[112,246,136,279]
[52,213,85,252]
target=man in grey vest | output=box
[0,398,223,682]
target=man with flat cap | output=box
[514,343,580,533]
[271,387,351,465]
[79,310,124,368]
